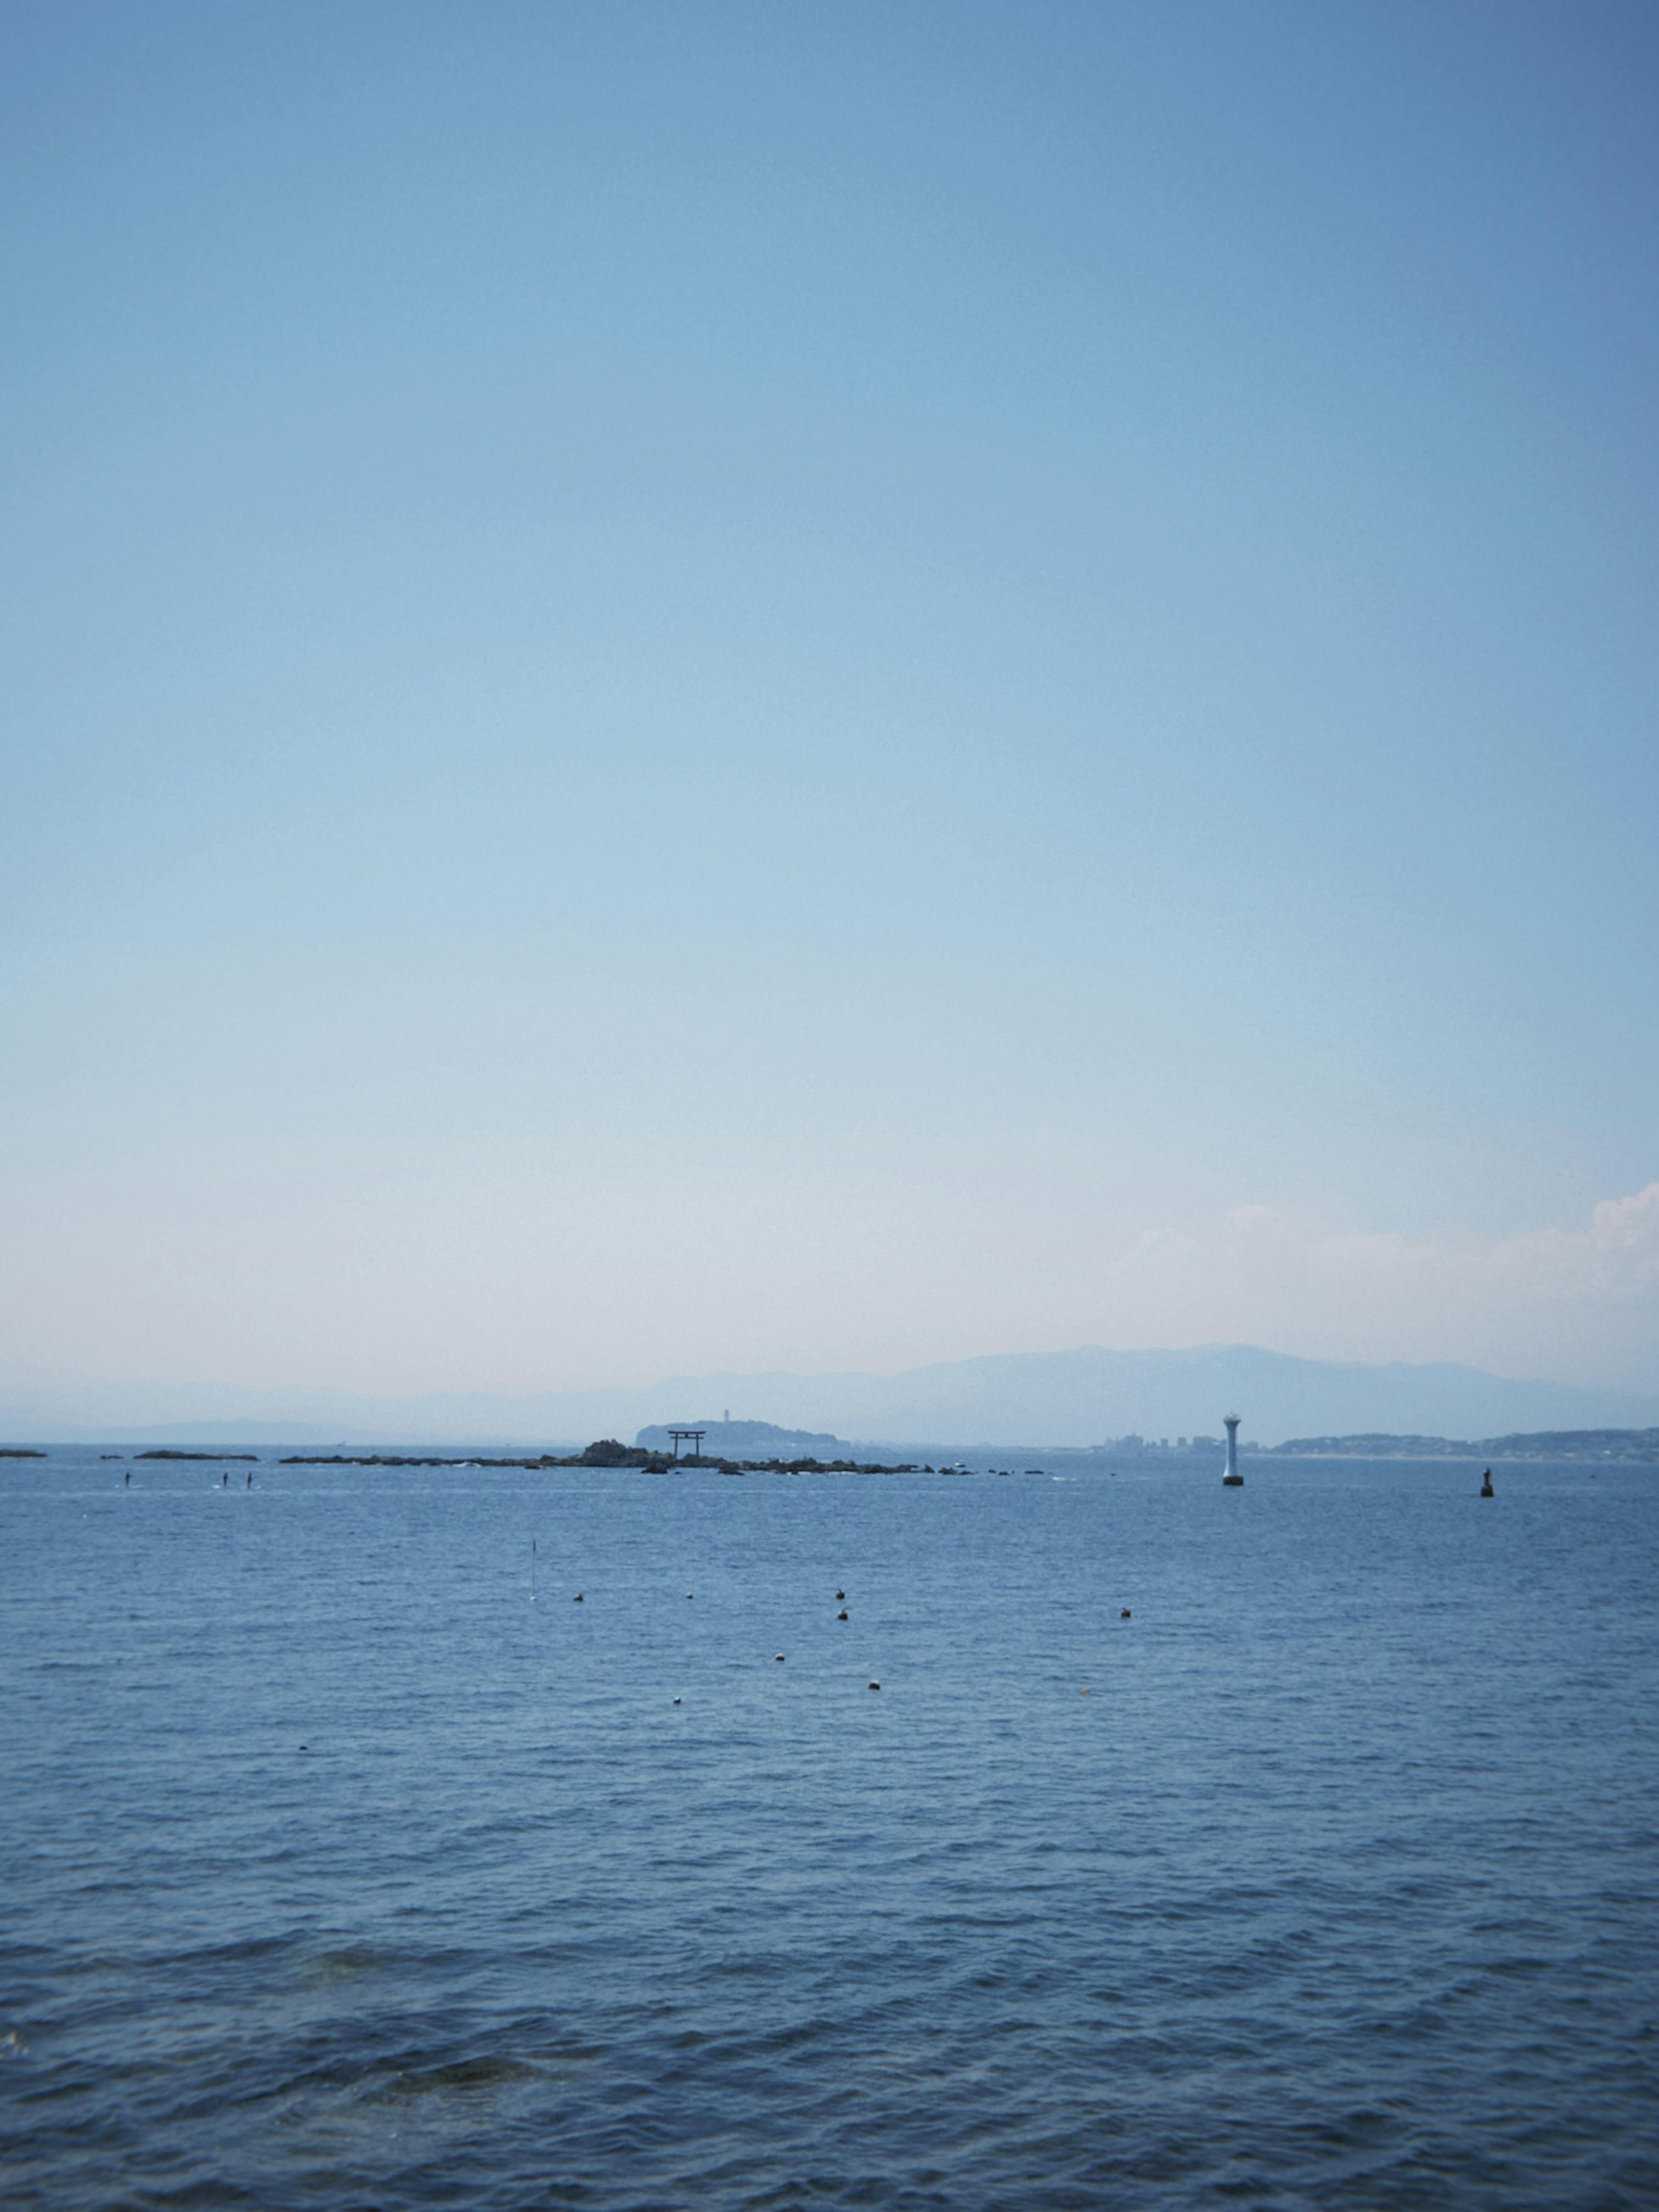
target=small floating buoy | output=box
[1120,1608,1131,1619]
[775,1653,786,1662]
[836,1589,845,1600]
[573,1593,584,1603]
[672,1697,681,1705]
[837,1609,848,1620]
[1081,1687,1090,1695]
[868,1681,881,1691]
[687,1591,694,1599]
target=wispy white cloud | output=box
[1089,1185,1659,1386]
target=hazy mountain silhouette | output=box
[5,1345,1657,1448]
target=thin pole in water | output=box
[531,1538,537,1603]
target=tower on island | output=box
[1222,1415,1244,1486]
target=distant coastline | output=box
[1268,1428,1659,1462]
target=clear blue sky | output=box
[4,1,1657,1401]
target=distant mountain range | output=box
[3,1344,1658,1449]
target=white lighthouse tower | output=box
[1222,1415,1243,1485]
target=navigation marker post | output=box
[1222,1415,1244,1486]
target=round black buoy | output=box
[573,1592,584,1602]
[836,1589,845,1600]
[837,1609,848,1620]
[868,1681,881,1691]
[775,1653,786,1662]
[1120,1608,1131,1619]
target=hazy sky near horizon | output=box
[4,1,1658,1401]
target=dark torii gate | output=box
[668,1428,706,1461]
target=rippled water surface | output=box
[3,1450,1656,2209]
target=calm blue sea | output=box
[2,1449,1656,2210]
